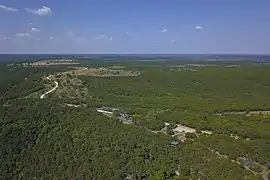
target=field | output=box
[0,57,270,180]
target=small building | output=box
[170,140,180,147]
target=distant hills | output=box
[0,54,270,62]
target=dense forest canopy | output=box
[0,58,269,180]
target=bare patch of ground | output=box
[146,122,212,142]
[173,124,212,134]
[31,59,80,66]
[170,68,198,72]
[170,124,212,142]
[76,67,141,77]
[173,124,196,134]
[108,65,125,69]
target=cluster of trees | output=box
[79,66,270,139]
[0,98,261,179]
[197,134,270,168]
[0,64,72,104]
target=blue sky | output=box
[0,0,269,54]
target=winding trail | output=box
[40,76,59,99]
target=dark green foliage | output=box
[195,127,202,134]
[198,134,270,168]
[1,100,179,179]
[167,129,175,136]
[0,64,72,104]
[185,133,197,139]
[79,66,270,139]
[249,164,263,173]
[1,61,269,179]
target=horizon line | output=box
[1,53,270,56]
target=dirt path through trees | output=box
[40,76,59,99]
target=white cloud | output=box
[3,36,11,40]
[0,4,18,12]
[195,25,203,30]
[158,28,168,33]
[29,27,40,33]
[25,6,52,16]
[16,33,31,37]
[97,34,112,41]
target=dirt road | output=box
[40,76,59,99]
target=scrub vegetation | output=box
[1,58,269,180]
